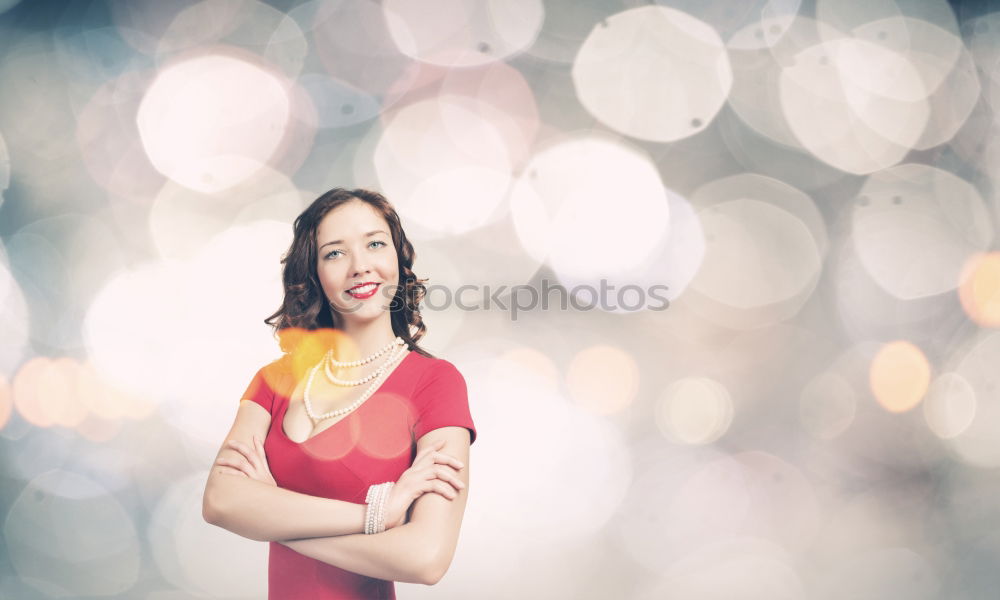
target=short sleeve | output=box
[241,366,275,414]
[411,361,477,445]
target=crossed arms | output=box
[202,399,472,585]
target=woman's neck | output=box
[337,318,401,361]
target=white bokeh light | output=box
[944,331,1000,467]
[83,220,289,446]
[851,17,979,151]
[150,471,266,597]
[4,470,141,596]
[552,179,702,312]
[383,0,544,67]
[613,440,821,573]
[137,52,292,194]
[672,0,803,49]
[656,376,734,444]
[431,342,632,597]
[457,346,631,543]
[816,0,959,39]
[155,0,308,79]
[148,165,304,260]
[374,96,513,238]
[438,60,541,169]
[799,371,857,441]
[509,134,670,280]
[566,345,639,415]
[779,37,930,174]
[613,441,727,571]
[686,173,825,328]
[851,163,993,300]
[923,372,976,440]
[728,16,852,159]
[573,5,732,142]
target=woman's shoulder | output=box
[251,354,298,395]
[260,353,293,374]
[408,352,466,390]
[408,351,460,374]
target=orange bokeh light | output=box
[869,340,931,413]
[0,374,11,431]
[12,357,59,428]
[959,251,1000,328]
[566,344,638,415]
[9,356,154,437]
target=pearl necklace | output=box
[328,336,404,369]
[324,337,406,386]
[303,343,409,423]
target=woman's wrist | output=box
[364,482,394,534]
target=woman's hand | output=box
[216,436,277,487]
[382,439,465,530]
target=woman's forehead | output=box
[317,202,388,238]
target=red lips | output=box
[347,282,380,298]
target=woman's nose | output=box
[351,260,371,277]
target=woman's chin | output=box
[341,306,387,324]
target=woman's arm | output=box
[203,400,368,541]
[278,426,472,586]
[280,521,434,585]
[204,472,369,542]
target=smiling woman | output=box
[202,188,478,599]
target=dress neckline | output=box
[279,350,416,445]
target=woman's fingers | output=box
[433,452,465,470]
[430,480,457,500]
[216,463,248,477]
[412,440,446,467]
[215,457,251,476]
[435,466,466,489]
[401,442,466,502]
[216,456,248,469]
[413,446,464,474]
[226,440,260,472]
[415,464,464,491]
[226,439,248,460]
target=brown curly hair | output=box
[264,187,434,359]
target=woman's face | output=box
[315,200,399,324]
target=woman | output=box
[202,188,477,599]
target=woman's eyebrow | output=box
[320,230,388,249]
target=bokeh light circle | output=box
[137,51,292,193]
[573,5,733,142]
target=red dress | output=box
[240,350,478,600]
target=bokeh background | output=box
[2,0,1000,598]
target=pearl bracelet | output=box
[364,482,393,534]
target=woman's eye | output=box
[324,241,385,260]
